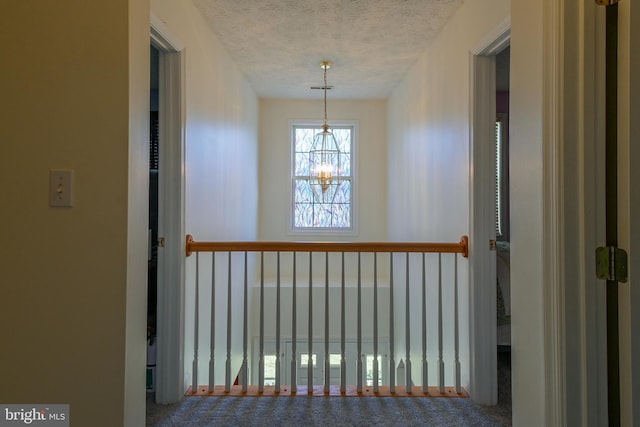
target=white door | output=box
[150,16,186,404]
[469,49,500,406]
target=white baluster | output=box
[389,253,395,393]
[340,252,346,393]
[422,252,428,394]
[275,252,281,393]
[225,252,232,392]
[357,252,362,393]
[208,253,215,393]
[324,252,330,394]
[373,252,379,393]
[454,255,461,394]
[307,252,313,394]
[405,252,412,393]
[438,253,444,394]
[241,252,248,392]
[291,253,297,393]
[258,251,265,393]
[192,253,199,394]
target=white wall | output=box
[509,1,545,423]
[151,0,259,392]
[259,99,387,241]
[387,0,509,399]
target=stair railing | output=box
[185,235,468,395]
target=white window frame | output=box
[289,120,358,236]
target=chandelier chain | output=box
[323,66,328,126]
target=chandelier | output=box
[307,61,344,204]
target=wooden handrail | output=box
[186,235,468,258]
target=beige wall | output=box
[0,1,149,426]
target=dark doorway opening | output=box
[495,45,511,416]
[147,44,160,392]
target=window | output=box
[365,355,383,386]
[263,354,277,386]
[495,119,503,237]
[300,353,317,367]
[292,124,354,231]
[495,114,509,240]
[329,354,341,366]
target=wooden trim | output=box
[185,235,469,257]
[186,384,468,398]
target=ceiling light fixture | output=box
[307,60,344,204]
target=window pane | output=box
[294,179,313,203]
[329,354,341,366]
[263,355,277,386]
[300,353,317,367]
[332,203,350,227]
[365,355,382,386]
[295,152,310,176]
[294,202,313,228]
[295,127,315,152]
[340,153,351,176]
[332,181,351,204]
[333,128,352,154]
[292,124,354,230]
[313,204,332,227]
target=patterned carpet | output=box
[147,350,511,426]
[147,390,511,427]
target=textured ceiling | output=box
[192,0,464,99]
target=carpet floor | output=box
[147,350,512,427]
[147,393,511,426]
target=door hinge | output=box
[158,237,165,248]
[596,246,628,283]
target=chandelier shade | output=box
[307,61,345,204]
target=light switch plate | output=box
[50,170,74,207]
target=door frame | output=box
[150,14,186,404]
[468,17,510,406]
[618,0,640,423]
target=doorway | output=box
[147,44,160,393]
[494,46,511,411]
[468,19,510,407]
